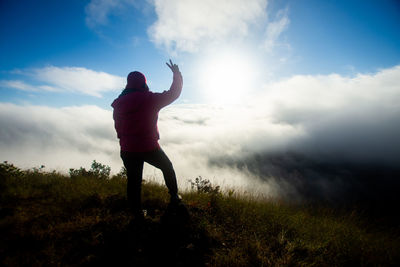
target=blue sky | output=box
[1,0,399,108]
[1,0,400,195]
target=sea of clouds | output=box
[1,65,399,204]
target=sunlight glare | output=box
[198,51,256,105]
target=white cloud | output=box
[257,65,400,163]
[0,79,62,93]
[85,0,138,28]
[86,0,119,27]
[148,0,268,53]
[85,0,290,56]
[32,66,125,97]
[2,66,125,97]
[0,103,120,172]
[0,80,38,92]
[263,7,290,52]
[1,65,399,198]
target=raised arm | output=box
[153,59,183,109]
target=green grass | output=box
[1,162,399,266]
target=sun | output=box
[197,51,257,105]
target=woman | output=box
[111,60,183,218]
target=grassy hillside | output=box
[1,161,399,266]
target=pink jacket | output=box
[111,72,183,152]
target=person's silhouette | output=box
[111,60,183,218]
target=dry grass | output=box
[1,162,399,266]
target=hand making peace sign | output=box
[166,59,180,73]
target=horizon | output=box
[1,0,400,202]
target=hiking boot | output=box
[166,195,190,220]
[169,194,182,205]
[131,209,145,220]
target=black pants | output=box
[121,148,178,213]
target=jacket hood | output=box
[126,71,147,90]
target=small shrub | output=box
[0,161,25,177]
[26,165,46,174]
[112,167,127,179]
[69,167,91,178]
[90,160,111,179]
[189,176,220,195]
[69,160,111,179]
